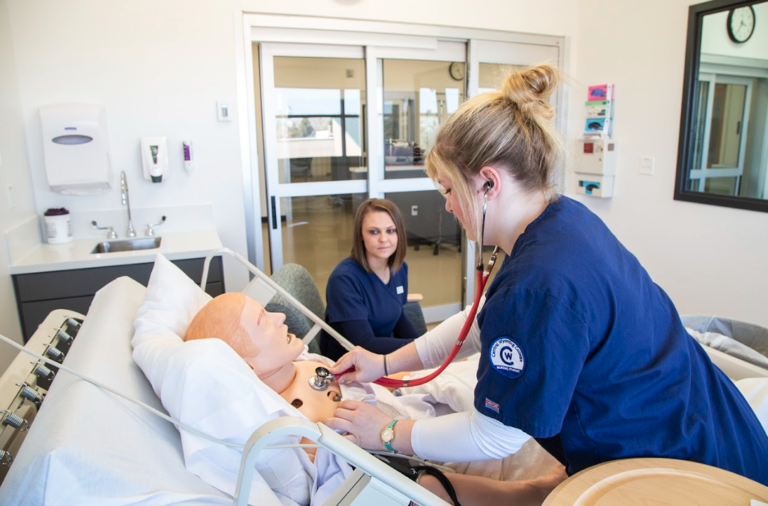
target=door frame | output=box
[234,13,568,310]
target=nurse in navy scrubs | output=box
[325,64,768,502]
[319,198,420,361]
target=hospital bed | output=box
[0,249,766,505]
[0,249,456,506]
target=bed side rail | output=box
[233,416,449,506]
[201,248,354,351]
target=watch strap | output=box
[383,419,399,452]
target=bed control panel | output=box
[0,309,84,484]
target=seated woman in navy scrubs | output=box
[320,199,420,361]
[326,64,768,502]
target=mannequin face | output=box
[239,297,305,376]
[361,211,398,263]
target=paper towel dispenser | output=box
[40,104,112,195]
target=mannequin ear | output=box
[477,166,502,198]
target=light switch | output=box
[640,156,655,175]
[411,205,418,216]
[217,101,231,122]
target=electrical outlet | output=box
[640,156,655,175]
[411,205,418,216]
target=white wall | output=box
[3,0,768,351]
[5,0,580,297]
[7,0,250,292]
[569,0,768,327]
[0,0,36,370]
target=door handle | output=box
[271,196,277,230]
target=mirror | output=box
[676,0,768,212]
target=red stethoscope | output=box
[327,183,499,389]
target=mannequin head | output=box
[185,292,304,378]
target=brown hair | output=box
[350,198,407,274]
[425,63,564,240]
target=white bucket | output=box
[44,211,73,244]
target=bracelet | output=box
[383,354,389,376]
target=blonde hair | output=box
[426,64,564,241]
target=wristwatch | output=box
[380,419,399,452]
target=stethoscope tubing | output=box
[338,188,498,388]
[373,265,492,388]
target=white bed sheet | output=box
[0,276,230,506]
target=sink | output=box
[91,237,162,254]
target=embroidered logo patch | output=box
[484,398,500,413]
[396,286,404,294]
[489,337,526,379]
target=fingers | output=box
[324,416,355,434]
[329,352,354,375]
[338,400,362,411]
[330,348,363,380]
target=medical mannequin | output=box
[185,292,343,423]
[185,292,566,504]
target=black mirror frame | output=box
[675,0,768,213]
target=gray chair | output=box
[261,263,428,355]
[264,263,325,355]
[403,300,427,336]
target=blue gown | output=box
[473,196,768,484]
[320,257,418,360]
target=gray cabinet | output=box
[12,256,224,342]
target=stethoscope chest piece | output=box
[309,366,336,391]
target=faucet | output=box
[120,171,137,238]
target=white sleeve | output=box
[413,296,485,369]
[410,408,530,462]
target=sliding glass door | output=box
[241,16,564,315]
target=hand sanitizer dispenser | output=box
[141,136,169,183]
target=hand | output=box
[329,347,384,383]
[324,400,391,451]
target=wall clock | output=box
[727,5,756,43]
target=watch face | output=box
[727,6,756,43]
[381,427,394,443]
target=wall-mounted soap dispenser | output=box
[140,136,169,183]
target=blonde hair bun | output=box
[501,64,559,120]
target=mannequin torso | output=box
[279,360,342,423]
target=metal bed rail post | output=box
[233,417,450,506]
[201,248,355,351]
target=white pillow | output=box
[131,254,351,506]
[736,378,768,437]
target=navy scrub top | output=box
[475,196,768,485]
[321,257,414,359]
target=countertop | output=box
[9,229,223,275]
